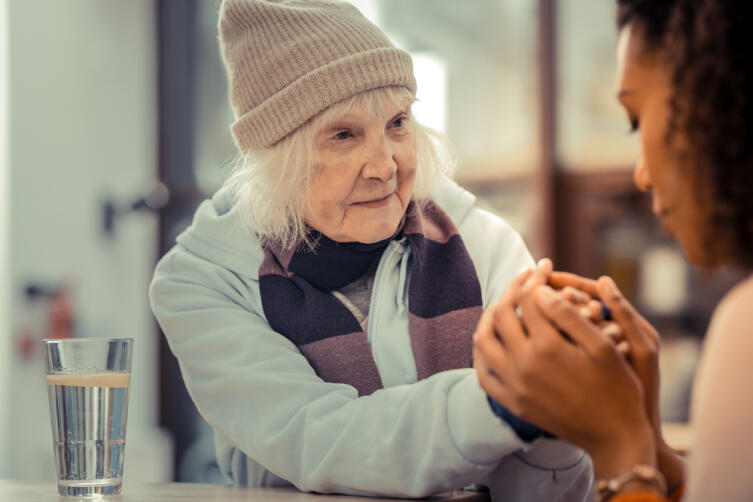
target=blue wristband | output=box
[486,395,544,443]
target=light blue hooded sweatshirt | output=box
[149,176,593,500]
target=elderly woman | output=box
[475,0,753,501]
[150,0,592,499]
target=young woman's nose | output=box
[633,148,652,192]
[361,136,397,181]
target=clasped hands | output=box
[473,258,668,481]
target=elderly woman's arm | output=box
[149,245,527,497]
[456,209,594,498]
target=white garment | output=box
[149,176,593,499]
[332,269,375,323]
[685,274,753,501]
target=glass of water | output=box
[43,338,133,497]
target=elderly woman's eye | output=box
[391,116,406,128]
[334,130,351,140]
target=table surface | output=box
[0,480,490,502]
[3,424,692,500]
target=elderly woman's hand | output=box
[551,274,630,357]
[473,265,657,479]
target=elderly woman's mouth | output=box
[352,192,395,208]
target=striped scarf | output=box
[258,200,483,396]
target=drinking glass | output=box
[43,338,133,496]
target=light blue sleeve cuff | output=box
[514,437,589,470]
[446,371,527,465]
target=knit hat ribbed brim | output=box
[219,0,417,152]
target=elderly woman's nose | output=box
[362,138,397,180]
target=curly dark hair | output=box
[617,0,753,269]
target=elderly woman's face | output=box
[305,95,417,243]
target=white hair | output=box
[223,86,456,248]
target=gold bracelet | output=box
[596,464,667,501]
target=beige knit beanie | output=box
[218,0,416,152]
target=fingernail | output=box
[567,287,586,302]
[536,286,557,303]
[600,276,620,298]
[579,306,592,318]
[602,323,621,338]
[537,257,553,269]
[605,277,619,293]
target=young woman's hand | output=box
[474,262,657,479]
[550,272,661,433]
[549,271,684,492]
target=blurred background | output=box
[0,0,743,485]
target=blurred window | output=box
[379,0,539,182]
[557,0,639,170]
[0,0,10,466]
[193,0,235,195]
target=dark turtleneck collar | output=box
[287,218,405,291]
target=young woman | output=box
[474,0,753,500]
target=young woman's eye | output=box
[629,118,640,134]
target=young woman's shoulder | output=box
[685,273,753,501]
[699,273,753,382]
[710,273,753,339]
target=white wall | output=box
[0,0,11,477]
[2,0,169,480]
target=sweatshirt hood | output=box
[174,175,478,280]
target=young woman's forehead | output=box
[615,24,666,96]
